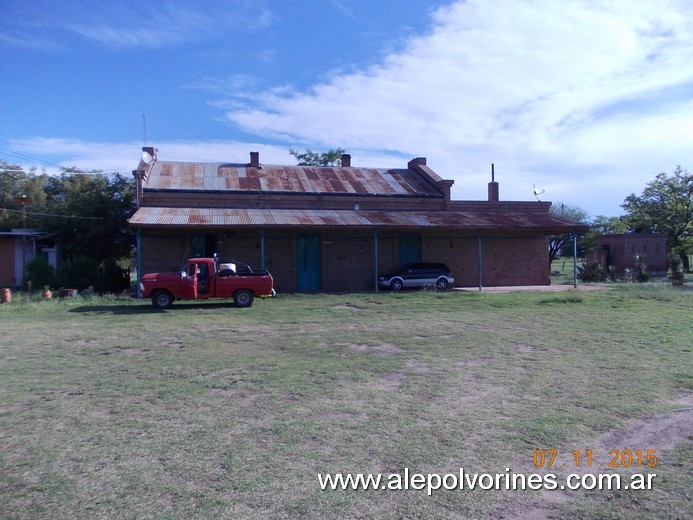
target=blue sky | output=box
[1,0,692,217]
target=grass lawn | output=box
[0,284,691,519]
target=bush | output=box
[24,256,57,290]
[96,258,131,294]
[57,256,98,291]
[668,254,685,286]
[633,254,650,283]
[577,262,607,283]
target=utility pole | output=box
[15,195,32,287]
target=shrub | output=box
[95,258,131,294]
[577,262,607,283]
[668,254,685,287]
[633,254,650,283]
[24,256,57,290]
[57,256,98,291]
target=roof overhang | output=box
[129,207,588,235]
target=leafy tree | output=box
[580,215,628,254]
[43,169,136,265]
[0,161,50,229]
[621,166,692,272]
[289,148,346,166]
[548,202,590,263]
[1,164,136,292]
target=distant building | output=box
[587,233,668,276]
[0,229,58,288]
[128,147,587,292]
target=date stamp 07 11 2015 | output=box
[533,449,658,469]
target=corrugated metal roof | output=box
[143,162,441,197]
[129,207,587,233]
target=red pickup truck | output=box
[139,257,275,309]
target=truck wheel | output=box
[234,289,254,308]
[151,290,174,309]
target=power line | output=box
[0,207,107,220]
[0,146,68,170]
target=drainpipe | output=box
[136,230,142,298]
[260,228,265,270]
[573,232,578,288]
[374,229,379,292]
[477,229,483,291]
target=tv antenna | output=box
[533,184,545,201]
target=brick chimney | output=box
[407,157,453,203]
[141,146,157,161]
[250,151,260,167]
[488,163,499,202]
[340,153,351,167]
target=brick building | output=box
[587,233,668,276]
[128,148,587,292]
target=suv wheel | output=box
[435,277,449,290]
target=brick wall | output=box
[591,234,668,274]
[140,228,550,292]
[0,237,15,288]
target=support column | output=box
[374,229,379,292]
[136,230,142,298]
[477,229,483,291]
[260,228,266,270]
[573,232,578,289]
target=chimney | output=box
[141,146,157,161]
[340,153,351,167]
[250,151,260,168]
[488,163,499,202]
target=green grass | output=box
[0,286,691,519]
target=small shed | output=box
[588,233,668,276]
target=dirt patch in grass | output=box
[496,393,693,519]
[339,341,405,355]
[332,303,367,311]
[515,343,536,355]
[371,372,404,391]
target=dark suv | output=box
[379,263,454,291]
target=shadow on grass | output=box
[68,301,243,314]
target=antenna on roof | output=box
[533,184,545,201]
[491,163,495,182]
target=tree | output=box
[621,166,692,272]
[43,169,136,266]
[548,202,590,264]
[289,148,346,166]
[0,161,50,229]
[581,215,628,254]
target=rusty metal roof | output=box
[144,162,442,197]
[129,207,587,233]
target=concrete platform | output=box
[454,284,608,293]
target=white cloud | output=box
[7,1,692,217]
[218,0,693,215]
[31,1,275,49]
[7,137,412,178]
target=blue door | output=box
[297,235,321,291]
[398,233,421,265]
